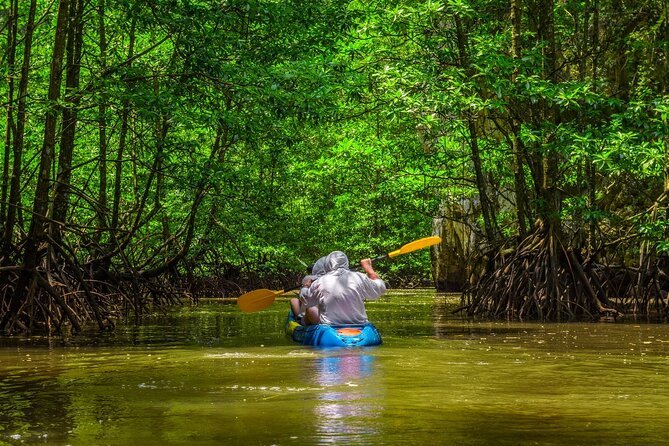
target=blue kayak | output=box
[285,311,382,347]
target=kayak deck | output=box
[285,311,382,347]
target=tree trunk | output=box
[96,0,108,246]
[110,19,136,242]
[51,0,85,241]
[539,0,563,313]
[2,0,19,226]
[454,14,498,245]
[588,0,600,254]
[510,0,529,238]
[154,111,171,245]
[1,0,71,333]
[31,0,70,241]
[3,0,36,254]
[432,199,475,291]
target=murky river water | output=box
[1,290,668,445]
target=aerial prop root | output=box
[461,228,622,321]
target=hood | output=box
[323,251,349,273]
[311,256,327,276]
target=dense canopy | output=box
[1,0,668,333]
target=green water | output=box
[1,290,668,445]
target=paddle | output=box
[236,235,442,313]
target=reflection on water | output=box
[1,291,669,445]
[311,352,380,443]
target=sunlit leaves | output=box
[3,0,669,286]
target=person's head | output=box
[310,256,328,276]
[324,251,349,273]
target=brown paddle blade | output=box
[236,288,284,313]
[387,236,441,258]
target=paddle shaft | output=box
[236,236,441,312]
[370,254,389,263]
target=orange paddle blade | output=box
[236,288,284,313]
[387,236,442,258]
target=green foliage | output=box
[1,0,667,290]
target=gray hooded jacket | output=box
[305,251,386,325]
[297,256,327,308]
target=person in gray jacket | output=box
[290,256,327,324]
[303,251,386,325]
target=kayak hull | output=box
[285,311,382,347]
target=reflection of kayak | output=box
[285,310,382,347]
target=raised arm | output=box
[360,258,379,280]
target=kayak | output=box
[285,310,382,347]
